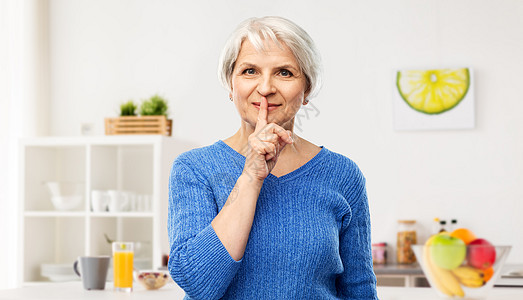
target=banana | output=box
[459,278,485,288]
[430,261,465,297]
[451,266,486,288]
[424,235,465,297]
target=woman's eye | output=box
[280,69,293,77]
[243,68,255,75]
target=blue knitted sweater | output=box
[168,140,378,299]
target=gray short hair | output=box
[218,16,323,100]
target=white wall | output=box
[1,0,50,289]
[47,0,523,263]
[0,0,11,288]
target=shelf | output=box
[23,146,86,211]
[20,135,171,147]
[24,211,85,217]
[24,217,85,281]
[89,212,154,218]
[19,136,194,284]
[23,211,155,218]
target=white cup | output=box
[91,190,108,212]
[127,192,137,212]
[107,190,130,212]
[135,194,152,212]
[144,195,152,212]
[136,195,144,212]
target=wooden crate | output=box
[105,116,172,136]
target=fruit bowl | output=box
[412,244,511,299]
[134,270,170,290]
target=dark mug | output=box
[73,256,110,290]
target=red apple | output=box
[467,238,496,270]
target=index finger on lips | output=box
[255,96,268,130]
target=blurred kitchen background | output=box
[1,0,522,290]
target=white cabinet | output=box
[374,264,429,287]
[18,136,195,283]
[376,274,429,287]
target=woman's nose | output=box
[256,75,276,96]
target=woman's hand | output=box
[243,97,294,182]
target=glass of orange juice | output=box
[112,242,134,292]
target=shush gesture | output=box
[243,96,294,182]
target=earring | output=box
[229,96,233,101]
[303,99,309,105]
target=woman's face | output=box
[230,39,308,129]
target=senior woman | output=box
[168,16,378,299]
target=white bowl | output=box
[45,182,83,197]
[50,196,83,211]
[45,182,84,211]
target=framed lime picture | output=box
[393,67,475,130]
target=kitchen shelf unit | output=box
[18,136,195,283]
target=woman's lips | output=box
[252,102,281,111]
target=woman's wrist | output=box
[239,172,264,189]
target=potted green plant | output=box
[120,100,137,116]
[139,94,169,117]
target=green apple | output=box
[430,234,466,270]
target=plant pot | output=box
[105,116,172,136]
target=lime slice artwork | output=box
[393,67,474,130]
[396,68,470,115]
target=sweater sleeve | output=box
[336,172,378,299]
[167,158,242,300]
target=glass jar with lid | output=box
[397,220,417,264]
[372,243,387,265]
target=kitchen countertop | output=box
[1,282,523,299]
[373,263,424,275]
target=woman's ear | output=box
[303,85,311,104]
[229,92,233,101]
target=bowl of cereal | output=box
[134,270,170,290]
